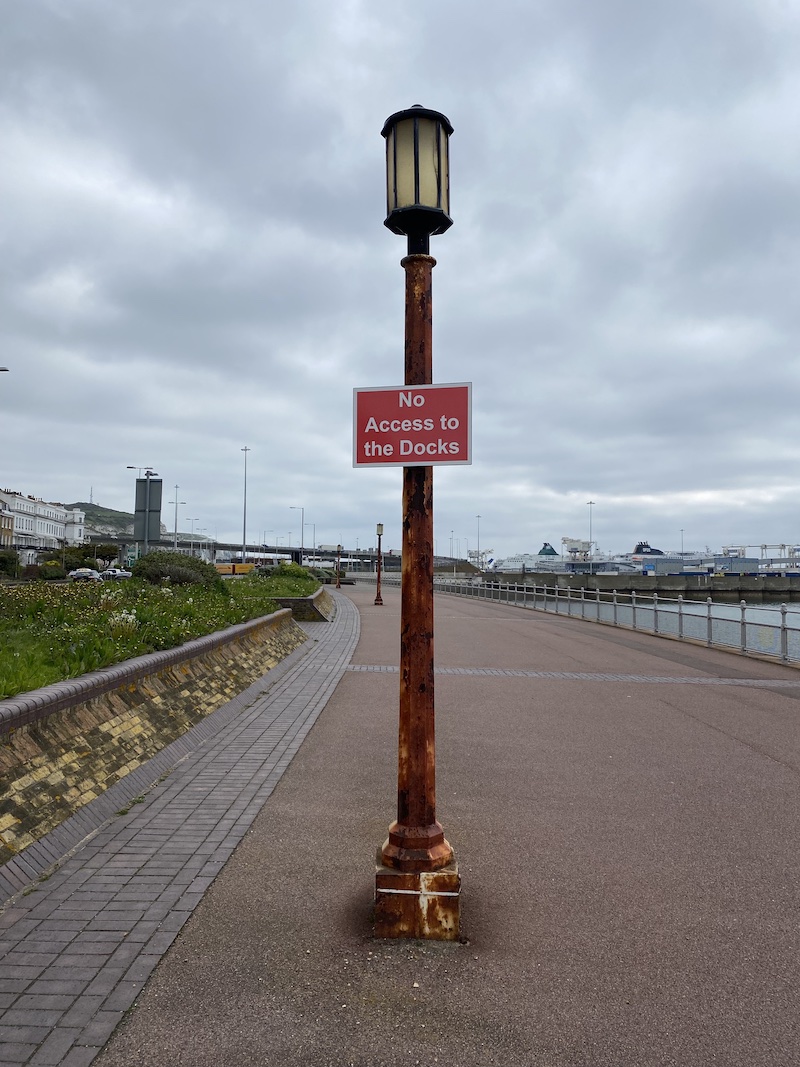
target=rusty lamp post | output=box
[374,105,460,940]
[374,523,384,605]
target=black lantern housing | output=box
[382,105,453,253]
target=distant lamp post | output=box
[375,523,384,605]
[374,105,459,941]
[587,500,595,575]
[265,530,277,564]
[241,446,251,563]
[290,506,305,563]
[169,485,186,549]
[336,544,342,589]
[305,522,316,565]
[476,514,481,571]
[186,518,199,556]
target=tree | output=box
[92,543,123,565]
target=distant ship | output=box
[492,540,676,574]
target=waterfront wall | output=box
[493,572,800,602]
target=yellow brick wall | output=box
[0,614,307,864]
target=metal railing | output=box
[360,576,800,665]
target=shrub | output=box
[40,561,66,581]
[255,563,319,598]
[0,550,19,578]
[275,561,312,580]
[132,551,226,591]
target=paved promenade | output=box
[3,583,800,1065]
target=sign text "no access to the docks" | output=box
[353,383,472,467]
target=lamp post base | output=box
[374,851,460,940]
[380,821,453,872]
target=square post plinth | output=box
[375,853,461,940]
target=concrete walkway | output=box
[3,583,800,1065]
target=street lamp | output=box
[241,446,250,563]
[290,506,304,563]
[265,530,277,564]
[336,544,342,589]
[375,523,384,605]
[169,485,186,549]
[587,500,595,575]
[305,522,316,565]
[476,514,481,572]
[186,518,199,556]
[375,105,459,941]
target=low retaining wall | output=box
[275,586,336,621]
[0,609,308,867]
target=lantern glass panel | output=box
[385,127,395,214]
[439,124,450,216]
[417,117,440,209]
[393,118,417,209]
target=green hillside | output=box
[67,502,134,536]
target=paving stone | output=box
[0,1023,53,1042]
[58,997,106,1029]
[76,1010,125,1047]
[29,1026,82,1065]
[13,994,74,1012]
[23,980,89,998]
[0,1041,38,1063]
[1,1008,66,1028]
[58,1046,101,1067]
[101,981,145,1013]
[0,982,31,996]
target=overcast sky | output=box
[2,0,799,561]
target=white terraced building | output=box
[0,490,85,565]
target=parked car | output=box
[69,568,103,583]
[100,568,133,581]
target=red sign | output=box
[353,383,472,467]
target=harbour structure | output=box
[491,540,766,577]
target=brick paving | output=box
[0,593,359,1067]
